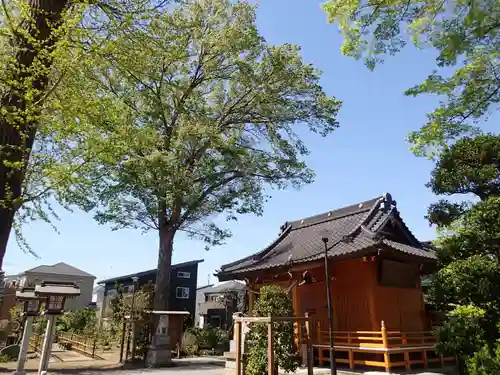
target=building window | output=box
[177,271,191,279]
[210,315,221,328]
[176,287,190,299]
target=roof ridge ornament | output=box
[279,221,289,232]
[382,192,396,211]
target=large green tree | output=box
[323,0,499,156]
[0,0,169,265]
[56,0,340,319]
[425,134,500,374]
[0,0,80,269]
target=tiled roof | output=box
[217,194,436,277]
[24,262,95,278]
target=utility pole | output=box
[322,236,337,375]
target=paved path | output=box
[50,345,96,363]
[0,357,455,375]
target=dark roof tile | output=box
[382,239,437,259]
[218,194,436,277]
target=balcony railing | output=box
[312,321,455,371]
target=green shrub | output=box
[0,354,11,363]
[199,326,228,349]
[466,342,500,375]
[57,308,98,335]
[245,285,299,375]
[182,330,199,356]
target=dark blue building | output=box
[98,259,203,326]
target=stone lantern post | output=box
[13,287,42,375]
[34,281,80,375]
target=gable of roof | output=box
[217,193,436,278]
[97,259,204,285]
[24,262,95,278]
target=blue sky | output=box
[4,1,496,285]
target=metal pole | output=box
[322,237,337,375]
[130,279,138,360]
[14,315,33,375]
[38,315,55,375]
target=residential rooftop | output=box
[98,259,204,285]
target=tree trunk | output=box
[0,212,14,270]
[0,0,70,269]
[154,226,175,311]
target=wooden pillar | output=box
[267,317,274,375]
[422,349,428,369]
[368,258,379,330]
[292,283,301,316]
[178,316,184,359]
[347,332,354,369]
[248,287,255,316]
[402,333,410,370]
[381,321,390,373]
[305,313,313,375]
[292,284,302,348]
[235,317,242,375]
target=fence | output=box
[28,333,44,353]
[56,332,103,359]
[314,320,455,372]
[233,315,314,375]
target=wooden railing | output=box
[233,315,314,375]
[313,321,455,372]
[56,332,103,359]
[28,334,44,353]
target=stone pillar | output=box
[146,314,171,367]
[229,312,243,352]
[241,319,250,354]
[38,315,56,375]
[13,315,33,375]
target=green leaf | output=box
[323,0,500,156]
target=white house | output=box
[15,262,95,310]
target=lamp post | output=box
[34,281,80,375]
[129,276,139,361]
[13,288,42,375]
[321,236,337,375]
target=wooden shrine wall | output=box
[371,276,426,331]
[297,258,375,332]
[296,258,426,333]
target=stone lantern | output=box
[34,281,80,375]
[13,288,43,375]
